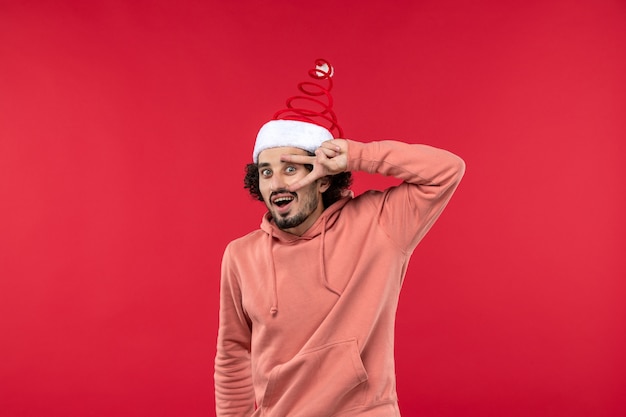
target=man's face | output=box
[257,147,328,236]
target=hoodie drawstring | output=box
[320,216,341,296]
[268,229,279,315]
[268,215,342,316]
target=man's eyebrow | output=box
[258,162,271,168]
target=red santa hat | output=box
[253,59,343,163]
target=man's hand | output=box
[281,139,349,192]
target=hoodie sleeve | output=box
[346,139,465,253]
[214,244,255,416]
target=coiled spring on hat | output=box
[273,58,344,137]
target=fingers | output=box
[322,139,348,154]
[319,140,342,153]
[280,139,343,163]
[316,146,338,159]
[280,153,316,165]
[280,140,347,192]
[280,148,336,164]
[286,171,320,192]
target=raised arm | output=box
[348,139,465,252]
[284,138,465,252]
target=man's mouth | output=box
[274,196,295,207]
[271,192,297,212]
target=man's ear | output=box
[318,176,331,193]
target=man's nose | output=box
[269,174,287,192]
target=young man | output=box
[215,62,465,416]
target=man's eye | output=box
[286,166,296,174]
[260,169,271,177]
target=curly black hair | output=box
[244,162,352,208]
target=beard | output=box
[274,212,309,230]
[271,190,321,230]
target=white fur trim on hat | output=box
[253,119,333,163]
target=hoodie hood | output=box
[260,195,352,315]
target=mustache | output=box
[270,189,297,199]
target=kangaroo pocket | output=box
[261,338,368,417]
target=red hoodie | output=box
[215,140,465,416]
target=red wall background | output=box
[1,1,625,416]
